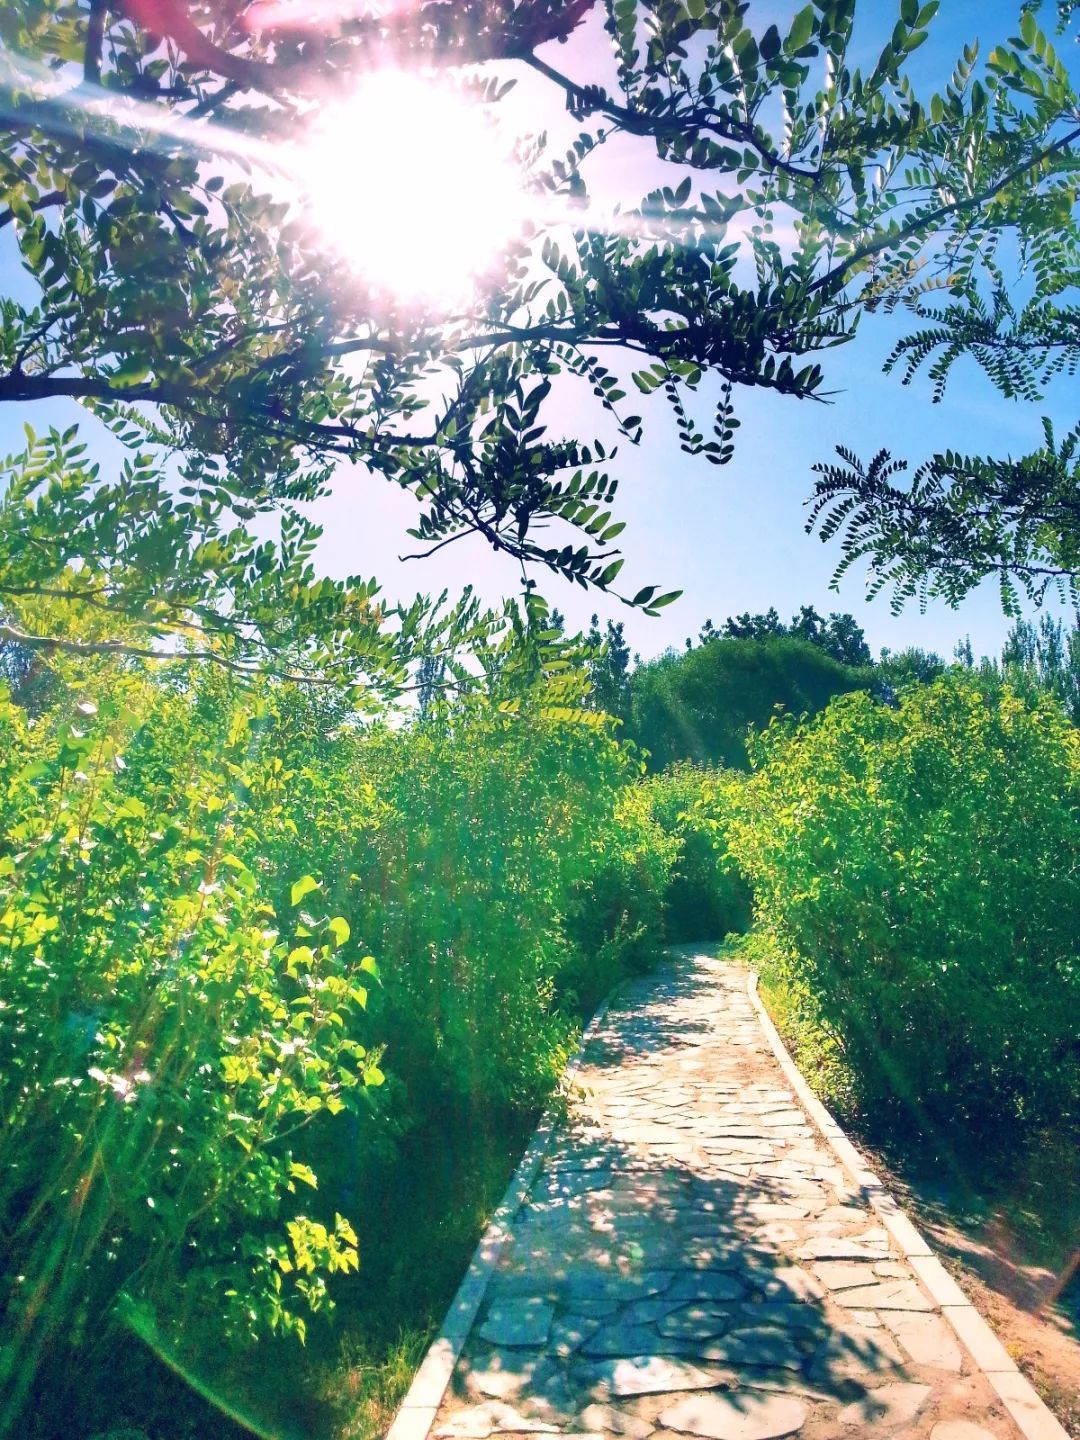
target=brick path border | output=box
[746,971,1069,1440]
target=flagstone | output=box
[883,1311,965,1370]
[659,1391,808,1440]
[837,1381,932,1427]
[416,955,1032,1440]
[576,1403,656,1438]
[586,1355,736,1398]
[833,1281,934,1311]
[700,1327,806,1371]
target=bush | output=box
[644,765,752,942]
[0,667,384,1437]
[724,674,1080,1138]
[560,781,679,1013]
[0,660,676,1433]
[349,702,673,1109]
[627,635,872,771]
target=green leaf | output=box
[290,875,321,907]
[327,916,350,948]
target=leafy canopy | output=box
[3,0,1080,671]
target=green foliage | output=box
[643,765,752,943]
[560,780,679,1014]
[810,422,1080,612]
[724,674,1080,1137]
[3,1,1080,653]
[699,607,872,667]
[627,635,872,771]
[0,666,385,1430]
[347,701,673,1108]
[584,613,633,724]
[986,613,1080,724]
[0,651,676,1433]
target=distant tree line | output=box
[573,604,1080,770]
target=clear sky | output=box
[3,0,1078,666]
[292,0,1080,664]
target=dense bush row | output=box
[721,673,1080,1139]
[0,659,681,1432]
[627,635,871,771]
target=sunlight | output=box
[294,71,528,303]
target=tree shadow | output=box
[441,956,933,1433]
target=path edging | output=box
[383,987,624,1440]
[746,969,1070,1440]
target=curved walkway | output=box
[388,952,1066,1440]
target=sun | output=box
[293,71,528,304]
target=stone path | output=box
[402,954,1051,1440]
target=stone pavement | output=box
[414,953,1040,1440]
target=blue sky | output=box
[3,0,1078,666]
[295,0,1080,663]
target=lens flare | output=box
[292,72,528,303]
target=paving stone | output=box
[667,1273,748,1303]
[837,1381,932,1427]
[754,1223,801,1246]
[700,1327,805,1371]
[929,1423,1001,1440]
[738,1303,830,1334]
[873,1260,910,1280]
[563,1299,622,1319]
[833,1280,934,1311]
[586,1356,735,1398]
[883,1311,965,1370]
[795,1237,885,1261]
[566,1272,676,1302]
[756,1266,826,1303]
[807,1327,905,1382]
[577,1403,655,1438]
[621,1298,685,1326]
[549,1316,600,1357]
[658,1391,808,1439]
[581,1325,694,1358]
[436,1402,560,1436]
[479,1301,556,1349]
[657,1304,739,1341]
[464,1352,544,1401]
[810,1262,882,1292]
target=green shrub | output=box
[627,635,872,771]
[349,702,669,1109]
[561,781,679,1013]
[724,674,1080,1137]
[0,669,384,1433]
[644,765,752,942]
[0,659,677,1431]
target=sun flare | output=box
[293,72,528,303]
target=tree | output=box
[627,633,871,770]
[877,644,947,694]
[987,613,1080,722]
[2,1,1080,669]
[715,605,871,666]
[803,9,1080,614]
[585,612,632,721]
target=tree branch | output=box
[811,124,1080,298]
[0,621,346,685]
[84,0,108,85]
